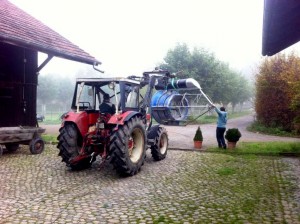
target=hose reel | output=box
[150,78,213,126]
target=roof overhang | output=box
[0,0,101,68]
[262,0,300,56]
[0,35,100,66]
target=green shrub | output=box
[193,126,203,141]
[225,128,241,142]
[255,53,300,132]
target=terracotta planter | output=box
[194,141,202,149]
[227,141,237,149]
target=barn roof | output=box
[0,0,100,65]
[262,0,300,56]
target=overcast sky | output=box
[9,0,282,78]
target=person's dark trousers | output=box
[216,127,226,149]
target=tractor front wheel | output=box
[150,127,168,161]
[110,116,146,176]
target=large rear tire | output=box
[110,116,146,176]
[57,123,91,170]
[150,127,168,161]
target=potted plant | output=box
[193,126,203,149]
[225,128,241,149]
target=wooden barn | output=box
[0,0,100,153]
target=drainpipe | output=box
[93,62,104,73]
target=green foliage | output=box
[41,134,58,144]
[193,114,217,124]
[37,75,74,112]
[290,81,300,134]
[37,113,63,125]
[158,43,253,106]
[225,128,241,142]
[216,167,236,176]
[255,53,300,132]
[247,121,299,137]
[208,142,300,156]
[229,75,254,112]
[193,126,203,141]
[37,67,104,114]
[188,110,252,125]
[38,75,74,103]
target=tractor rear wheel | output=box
[110,116,146,176]
[57,123,91,170]
[150,127,168,161]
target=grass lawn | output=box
[188,110,252,125]
[247,121,300,138]
[207,141,300,156]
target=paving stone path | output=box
[0,145,300,223]
[0,114,299,223]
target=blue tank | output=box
[151,90,189,125]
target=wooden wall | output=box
[0,42,38,127]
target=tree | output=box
[37,74,74,113]
[158,43,252,106]
[290,81,300,133]
[228,74,253,112]
[159,43,191,79]
[255,53,300,132]
[37,75,59,104]
[56,77,74,110]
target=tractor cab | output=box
[70,78,141,114]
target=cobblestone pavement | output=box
[0,145,300,223]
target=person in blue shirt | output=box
[212,105,227,149]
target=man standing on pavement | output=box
[212,105,227,149]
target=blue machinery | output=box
[150,78,213,126]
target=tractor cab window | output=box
[98,83,119,109]
[74,82,96,110]
[120,83,139,111]
[126,86,139,108]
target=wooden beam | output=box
[36,54,53,74]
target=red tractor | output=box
[57,70,173,176]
